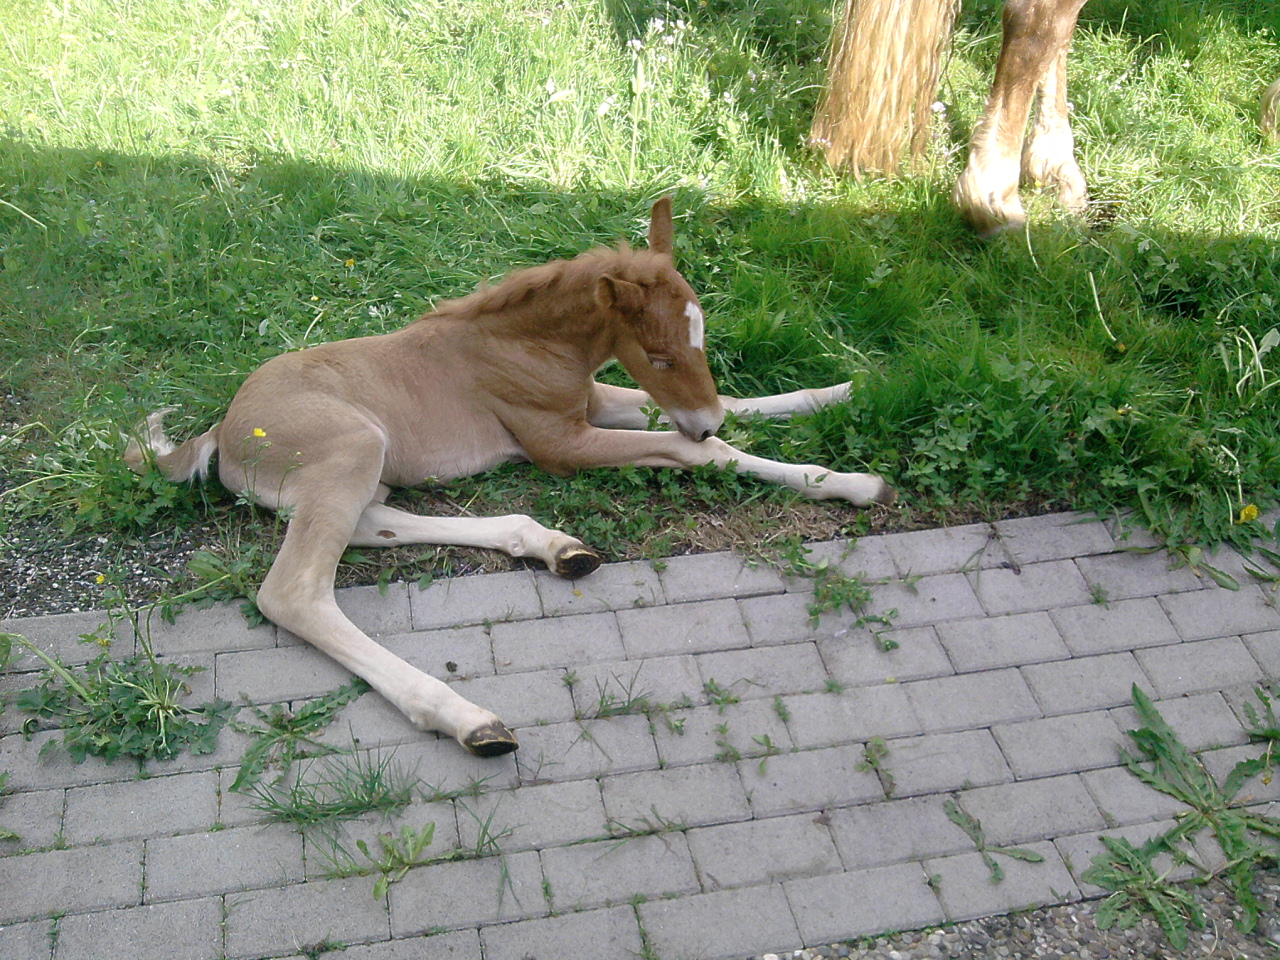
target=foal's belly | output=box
[381,432,527,488]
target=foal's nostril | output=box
[698,428,713,442]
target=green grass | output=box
[2,0,1279,599]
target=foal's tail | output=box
[123,409,220,482]
[811,0,961,175]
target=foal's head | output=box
[596,198,724,442]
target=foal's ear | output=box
[596,275,645,316]
[648,196,674,256]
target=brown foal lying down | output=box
[126,198,894,757]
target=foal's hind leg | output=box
[256,462,518,755]
[587,382,851,430]
[350,503,601,579]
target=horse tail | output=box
[811,0,961,175]
[123,408,220,482]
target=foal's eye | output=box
[647,355,673,370]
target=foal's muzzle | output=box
[670,407,724,443]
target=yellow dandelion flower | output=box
[1237,503,1260,524]
[344,258,355,267]
[95,573,106,584]
[252,427,267,438]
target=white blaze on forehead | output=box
[685,301,705,350]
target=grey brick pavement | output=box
[1,512,1277,959]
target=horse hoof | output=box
[554,545,602,580]
[462,721,519,757]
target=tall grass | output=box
[1,0,1278,578]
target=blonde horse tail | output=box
[1262,78,1280,142]
[123,408,220,482]
[811,0,961,175]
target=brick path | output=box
[2,512,1278,960]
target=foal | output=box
[127,198,893,756]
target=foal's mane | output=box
[425,244,672,322]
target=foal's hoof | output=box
[553,545,602,580]
[462,721,519,757]
[874,481,898,506]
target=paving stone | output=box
[1021,652,1151,715]
[216,645,355,704]
[880,524,1005,577]
[600,763,751,829]
[924,843,1079,921]
[967,560,1093,616]
[1101,515,1163,550]
[568,655,704,715]
[64,772,218,844]
[955,775,1105,846]
[0,730,161,791]
[0,842,143,923]
[490,611,623,673]
[454,779,607,853]
[696,642,829,699]
[145,822,304,900]
[782,685,921,750]
[387,850,545,937]
[1135,636,1264,697]
[364,739,520,804]
[378,625,495,680]
[739,743,883,817]
[541,833,700,911]
[991,711,1128,779]
[225,877,391,958]
[826,795,971,869]
[1160,583,1280,641]
[1243,629,1280,676]
[535,559,664,615]
[54,897,222,960]
[639,883,802,960]
[905,668,1041,733]
[886,730,1013,797]
[687,812,842,891]
[479,905,643,960]
[652,699,793,768]
[138,602,275,656]
[1054,819,1195,895]
[1,610,133,670]
[658,551,785,603]
[303,802,460,881]
[1081,766,1193,825]
[512,715,658,783]
[335,930,483,959]
[1048,597,1180,655]
[0,787,64,852]
[992,513,1115,565]
[802,536,898,582]
[313,692,423,748]
[736,592,852,647]
[409,571,542,630]
[1075,551,1204,600]
[863,573,985,629]
[935,612,1069,673]
[1109,691,1249,751]
[785,864,944,945]
[446,668,577,727]
[818,626,954,687]
[615,598,750,658]
[0,918,51,960]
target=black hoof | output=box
[554,545,602,580]
[874,482,898,506]
[463,721,519,757]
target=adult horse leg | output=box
[586,382,853,430]
[349,497,601,579]
[953,0,1087,237]
[1021,41,1087,215]
[253,444,518,755]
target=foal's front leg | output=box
[529,425,895,506]
[587,381,852,430]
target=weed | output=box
[1241,682,1279,786]
[230,678,369,792]
[943,797,1046,883]
[1083,836,1205,949]
[824,677,846,694]
[579,671,655,720]
[713,722,741,763]
[856,737,896,797]
[1089,584,1111,607]
[243,750,414,827]
[0,771,19,842]
[752,734,784,773]
[606,807,687,840]
[355,823,439,900]
[703,679,741,714]
[8,629,234,765]
[772,695,791,724]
